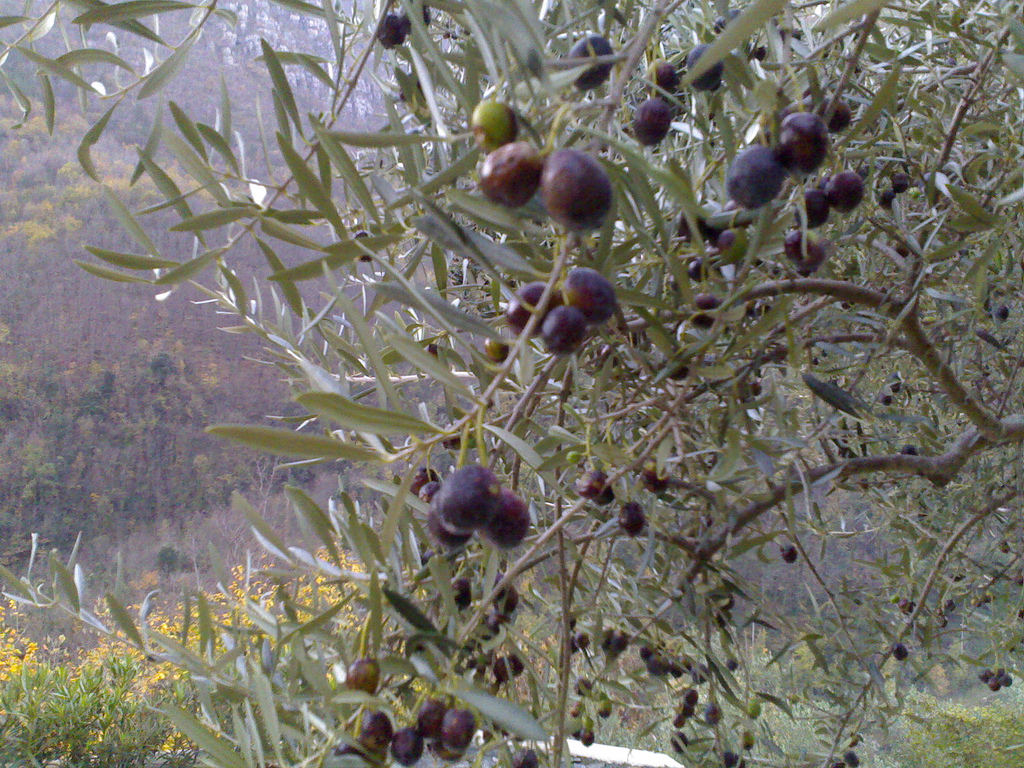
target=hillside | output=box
[0,0,385,561]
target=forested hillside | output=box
[0,0,382,561]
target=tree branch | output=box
[742,278,1008,439]
[933,30,1012,175]
[685,425,998,580]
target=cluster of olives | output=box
[726,107,861,215]
[829,750,861,768]
[567,677,600,745]
[878,170,913,209]
[502,268,618,356]
[425,464,530,550]
[338,659,478,765]
[376,6,431,49]
[562,626,633,744]
[632,38,730,147]
[601,627,631,658]
[478,141,614,233]
[472,98,614,232]
[640,644,689,679]
[670,686,757,766]
[714,105,866,278]
[574,469,648,535]
[673,103,864,283]
[980,667,1014,691]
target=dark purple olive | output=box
[776,112,830,175]
[634,97,674,146]
[726,146,787,209]
[377,14,409,48]
[825,171,865,212]
[619,501,646,536]
[652,60,680,92]
[480,488,531,549]
[441,709,477,752]
[687,44,724,92]
[801,189,831,228]
[569,34,615,90]
[432,464,502,532]
[391,728,424,766]
[891,172,911,193]
[563,267,618,324]
[541,149,614,231]
[417,698,448,740]
[479,142,544,208]
[427,508,473,549]
[359,710,394,755]
[541,305,589,355]
[505,282,563,336]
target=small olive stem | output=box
[822,8,881,127]
[384,247,573,466]
[787,494,874,682]
[996,348,1024,417]
[932,30,1012,181]
[593,0,673,142]
[553,522,572,768]
[460,405,679,643]
[851,231,909,271]
[502,355,561,433]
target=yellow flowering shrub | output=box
[0,548,367,765]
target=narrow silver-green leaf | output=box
[382,588,440,634]
[75,260,153,283]
[169,207,253,232]
[268,234,402,281]
[817,0,888,31]
[453,685,548,740]
[802,373,865,418]
[259,216,327,250]
[16,46,95,91]
[50,555,80,613]
[38,73,54,133]
[197,122,240,174]
[207,424,380,461]
[78,104,117,181]
[261,39,301,130]
[154,247,224,285]
[297,392,440,435]
[681,0,786,86]
[85,246,179,270]
[138,32,197,99]
[278,133,343,231]
[161,708,247,768]
[313,118,380,222]
[326,129,448,147]
[58,48,133,70]
[105,594,146,648]
[73,1,195,25]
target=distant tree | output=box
[5,1,1024,767]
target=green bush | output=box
[890,689,1024,768]
[0,653,197,768]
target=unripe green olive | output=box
[471,100,518,152]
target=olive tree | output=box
[5,0,1024,766]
